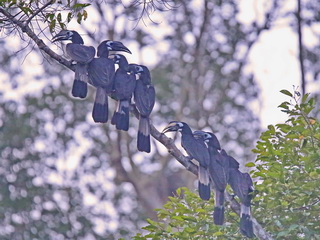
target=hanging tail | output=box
[92,87,108,123]
[240,205,254,238]
[213,190,225,225]
[111,100,130,131]
[137,116,150,153]
[198,166,210,201]
[72,64,88,98]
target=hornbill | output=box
[110,54,136,130]
[52,30,95,99]
[193,131,229,225]
[221,149,240,169]
[132,65,155,153]
[228,162,254,238]
[88,40,131,123]
[162,122,211,200]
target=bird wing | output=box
[181,135,210,167]
[228,169,253,206]
[134,81,155,116]
[66,44,95,63]
[88,58,115,91]
[113,70,136,100]
[209,151,229,191]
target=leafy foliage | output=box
[132,187,246,240]
[132,90,320,239]
[0,0,91,32]
[252,90,320,239]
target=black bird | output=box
[110,54,136,130]
[221,149,240,169]
[132,65,155,153]
[227,158,254,238]
[52,30,95,99]
[193,131,229,225]
[88,40,131,123]
[162,122,211,200]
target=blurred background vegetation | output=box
[0,0,319,239]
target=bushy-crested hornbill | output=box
[193,131,229,225]
[162,122,211,200]
[110,54,136,130]
[227,154,254,238]
[131,65,155,153]
[52,30,95,99]
[88,40,131,123]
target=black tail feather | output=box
[240,213,254,238]
[115,100,130,131]
[111,111,119,125]
[92,87,108,123]
[72,79,87,98]
[92,102,108,123]
[198,182,210,201]
[137,117,150,152]
[213,206,225,225]
[213,190,225,225]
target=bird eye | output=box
[177,122,183,128]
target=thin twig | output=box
[23,0,54,28]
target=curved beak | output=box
[52,31,68,42]
[162,122,180,134]
[110,41,132,54]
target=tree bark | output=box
[297,0,306,95]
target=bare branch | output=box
[24,0,54,27]
[0,7,74,72]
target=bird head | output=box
[128,64,151,83]
[111,54,125,64]
[193,131,221,149]
[162,121,185,133]
[99,40,132,54]
[128,64,143,74]
[193,130,210,141]
[52,30,81,43]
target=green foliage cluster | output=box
[0,0,90,31]
[252,90,320,239]
[131,187,244,240]
[132,90,320,239]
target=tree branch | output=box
[0,7,74,72]
[297,0,306,95]
[24,0,54,27]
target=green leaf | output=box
[301,93,310,103]
[280,89,293,97]
[49,19,56,32]
[245,162,255,167]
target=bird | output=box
[221,149,240,169]
[110,54,136,130]
[52,29,95,99]
[193,131,229,225]
[87,40,131,123]
[162,121,211,200]
[131,65,155,153]
[227,154,254,238]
